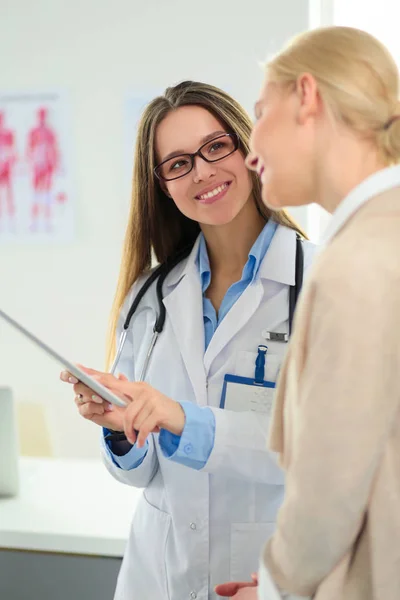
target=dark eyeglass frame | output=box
[154,132,239,182]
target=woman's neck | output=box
[316,130,387,215]
[201,198,266,277]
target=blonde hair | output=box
[266,26,400,164]
[106,81,306,368]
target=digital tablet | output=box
[0,308,127,408]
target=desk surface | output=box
[0,457,142,557]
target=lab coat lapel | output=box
[203,278,264,374]
[203,225,297,375]
[163,261,208,407]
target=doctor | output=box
[61,81,315,600]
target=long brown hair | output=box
[106,80,306,367]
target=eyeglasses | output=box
[154,132,239,182]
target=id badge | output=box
[220,374,275,414]
[220,344,276,413]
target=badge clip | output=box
[254,344,268,384]
[263,331,288,343]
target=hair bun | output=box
[380,109,400,163]
[384,114,400,130]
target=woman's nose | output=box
[192,156,217,182]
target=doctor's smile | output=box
[195,180,232,204]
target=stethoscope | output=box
[110,235,304,381]
[110,244,193,378]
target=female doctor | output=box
[61,81,315,600]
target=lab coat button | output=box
[190,592,197,599]
[184,443,193,454]
[190,522,197,530]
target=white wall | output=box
[334,0,400,54]
[334,0,397,41]
[0,0,311,458]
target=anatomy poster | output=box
[0,91,74,243]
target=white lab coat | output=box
[102,224,315,600]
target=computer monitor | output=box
[0,387,19,496]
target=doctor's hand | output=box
[215,573,258,599]
[60,366,127,433]
[90,374,186,448]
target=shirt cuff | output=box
[158,402,216,469]
[102,428,148,470]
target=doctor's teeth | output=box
[199,183,228,200]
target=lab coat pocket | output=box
[230,522,275,582]
[116,493,171,600]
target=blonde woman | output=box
[60,81,315,599]
[217,25,400,600]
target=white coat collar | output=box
[258,224,297,286]
[164,235,202,289]
[165,224,297,289]
[321,165,400,249]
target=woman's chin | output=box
[198,207,242,227]
[261,187,284,211]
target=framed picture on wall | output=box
[0,90,74,243]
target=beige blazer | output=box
[262,188,400,600]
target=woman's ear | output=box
[161,183,172,198]
[155,176,172,198]
[296,72,320,124]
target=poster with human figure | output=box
[0,92,74,243]
[0,111,18,232]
